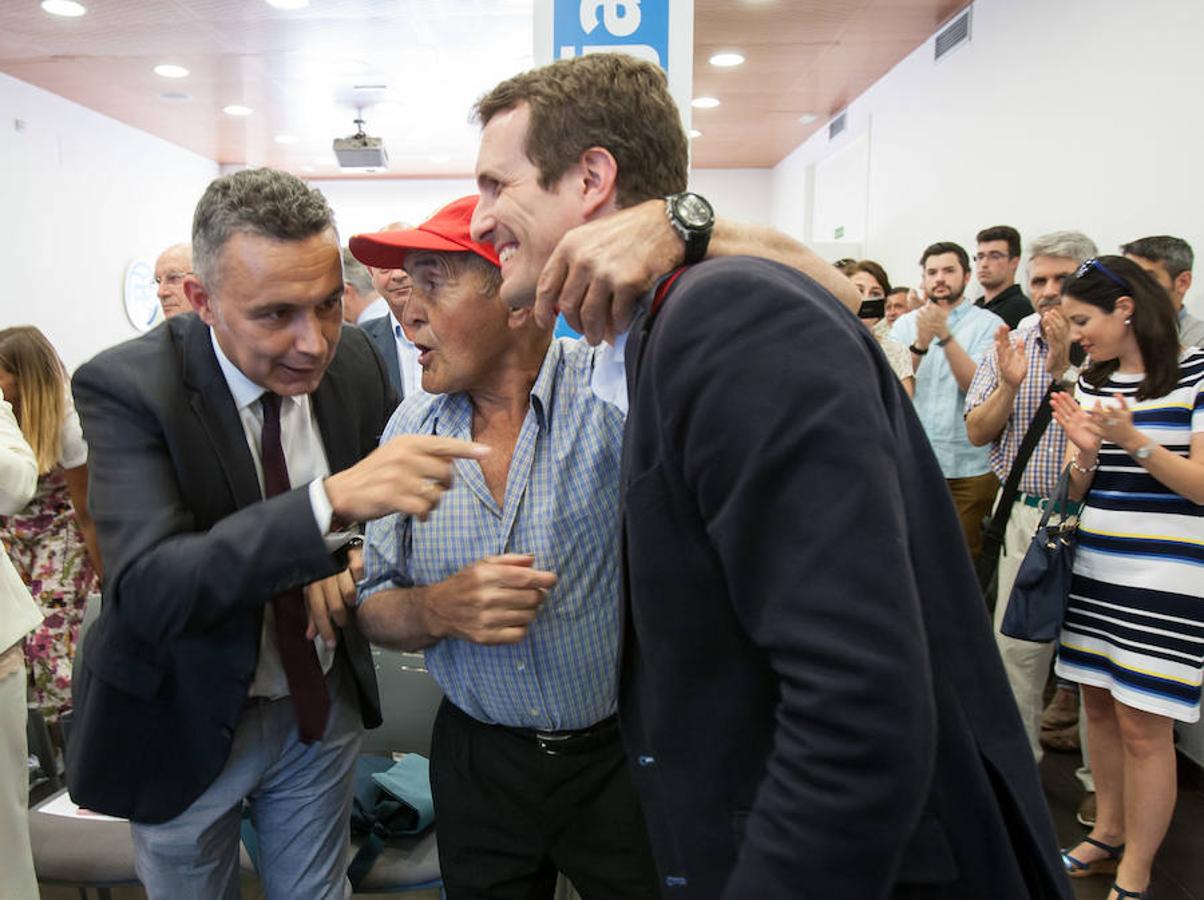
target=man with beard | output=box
[891,242,1004,555]
[975,225,1030,329]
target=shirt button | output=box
[516,662,526,672]
[528,707,540,717]
[637,755,655,766]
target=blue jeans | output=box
[131,660,362,900]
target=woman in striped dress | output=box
[1050,255,1204,900]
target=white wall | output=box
[312,167,774,243]
[772,0,1204,319]
[0,73,218,370]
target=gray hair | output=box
[1027,231,1097,266]
[192,168,336,289]
[406,250,502,299]
[1119,235,1194,279]
[341,247,376,297]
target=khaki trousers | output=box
[946,471,1000,559]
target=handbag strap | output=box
[1037,464,1075,531]
[983,378,1062,540]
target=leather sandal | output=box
[1061,836,1124,878]
[1111,883,1150,899]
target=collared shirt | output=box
[890,300,1002,478]
[964,320,1071,497]
[388,313,428,400]
[356,296,389,324]
[360,338,625,731]
[977,283,1032,330]
[209,331,338,698]
[1180,307,1204,350]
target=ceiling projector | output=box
[333,113,388,169]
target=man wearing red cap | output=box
[351,194,656,899]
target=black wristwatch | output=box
[665,192,715,265]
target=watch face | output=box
[676,194,713,228]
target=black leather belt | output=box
[502,714,619,756]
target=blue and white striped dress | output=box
[1055,347,1204,722]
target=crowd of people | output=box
[1,52,1201,900]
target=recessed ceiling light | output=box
[223,105,253,117]
[274,134,298,144]
[159,91,191,102]
[691,96,720,109]
[153,64,189,79]
[265,0,308,8]
[689,129,702,139]
[709,52,745,68]
[799,113,819,124]
[41,0,86,16]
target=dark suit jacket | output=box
[66,314,397,823]
[618,258,1071,899]
[360,313,403,397]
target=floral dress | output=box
[0,408,97,722]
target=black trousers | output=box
[430,700,661,900]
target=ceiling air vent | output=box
[934,8,971,61]
[828,111,847,141]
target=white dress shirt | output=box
[209,332,342,699]
[389,313,428,400]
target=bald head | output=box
[155,243,193,318]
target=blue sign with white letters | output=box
[553,0,670,70]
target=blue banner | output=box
[553,0,670,69]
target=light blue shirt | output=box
[890,300,1002,478]
[359,337,625,731]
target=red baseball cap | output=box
[348,195,499,269]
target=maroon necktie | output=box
[260,392,331,743]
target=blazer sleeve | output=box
[0,393,37,514]
[653,260,937,898]
[72,357,341,647]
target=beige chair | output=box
[28,593,141,899]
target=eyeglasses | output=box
[1075,258,1130,292]
[154,271,192,286]
[975,251,1009,263]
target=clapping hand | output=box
[1051,391,1103,457]
[916,302,950,347]
[994,325,1027,388]
[1087,394,1141,448]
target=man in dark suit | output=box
[470,54,1072,899]
[68,168,482,899]
[360,311,402,395]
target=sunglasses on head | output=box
[1075,258,1131,293]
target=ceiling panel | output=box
[0,0,967,175]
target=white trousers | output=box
[0,655,38,900]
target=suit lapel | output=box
[311,355,358,475]
[180,319,262,510]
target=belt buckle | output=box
[535,732,572,756]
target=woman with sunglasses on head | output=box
[1050,255,1204,900]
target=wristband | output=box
[909,343,928,356]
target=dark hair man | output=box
[891,241,1005,555]
[1121,235,1204,348]
[468,53,1070,899]
[65,168,484,898]
[975,225,1030,329]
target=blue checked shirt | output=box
[891,300,1002,478]
[358,338,626,731]
[963,320,1073,498]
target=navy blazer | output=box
[66,314,397,823]
[618,258,1071,899]
[360,313,403,398]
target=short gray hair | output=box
[1027,231,1097,266]
[192,168,336,289]
[341,247,376,297]
[406,250,502,299]
[1119,235,1194,279]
